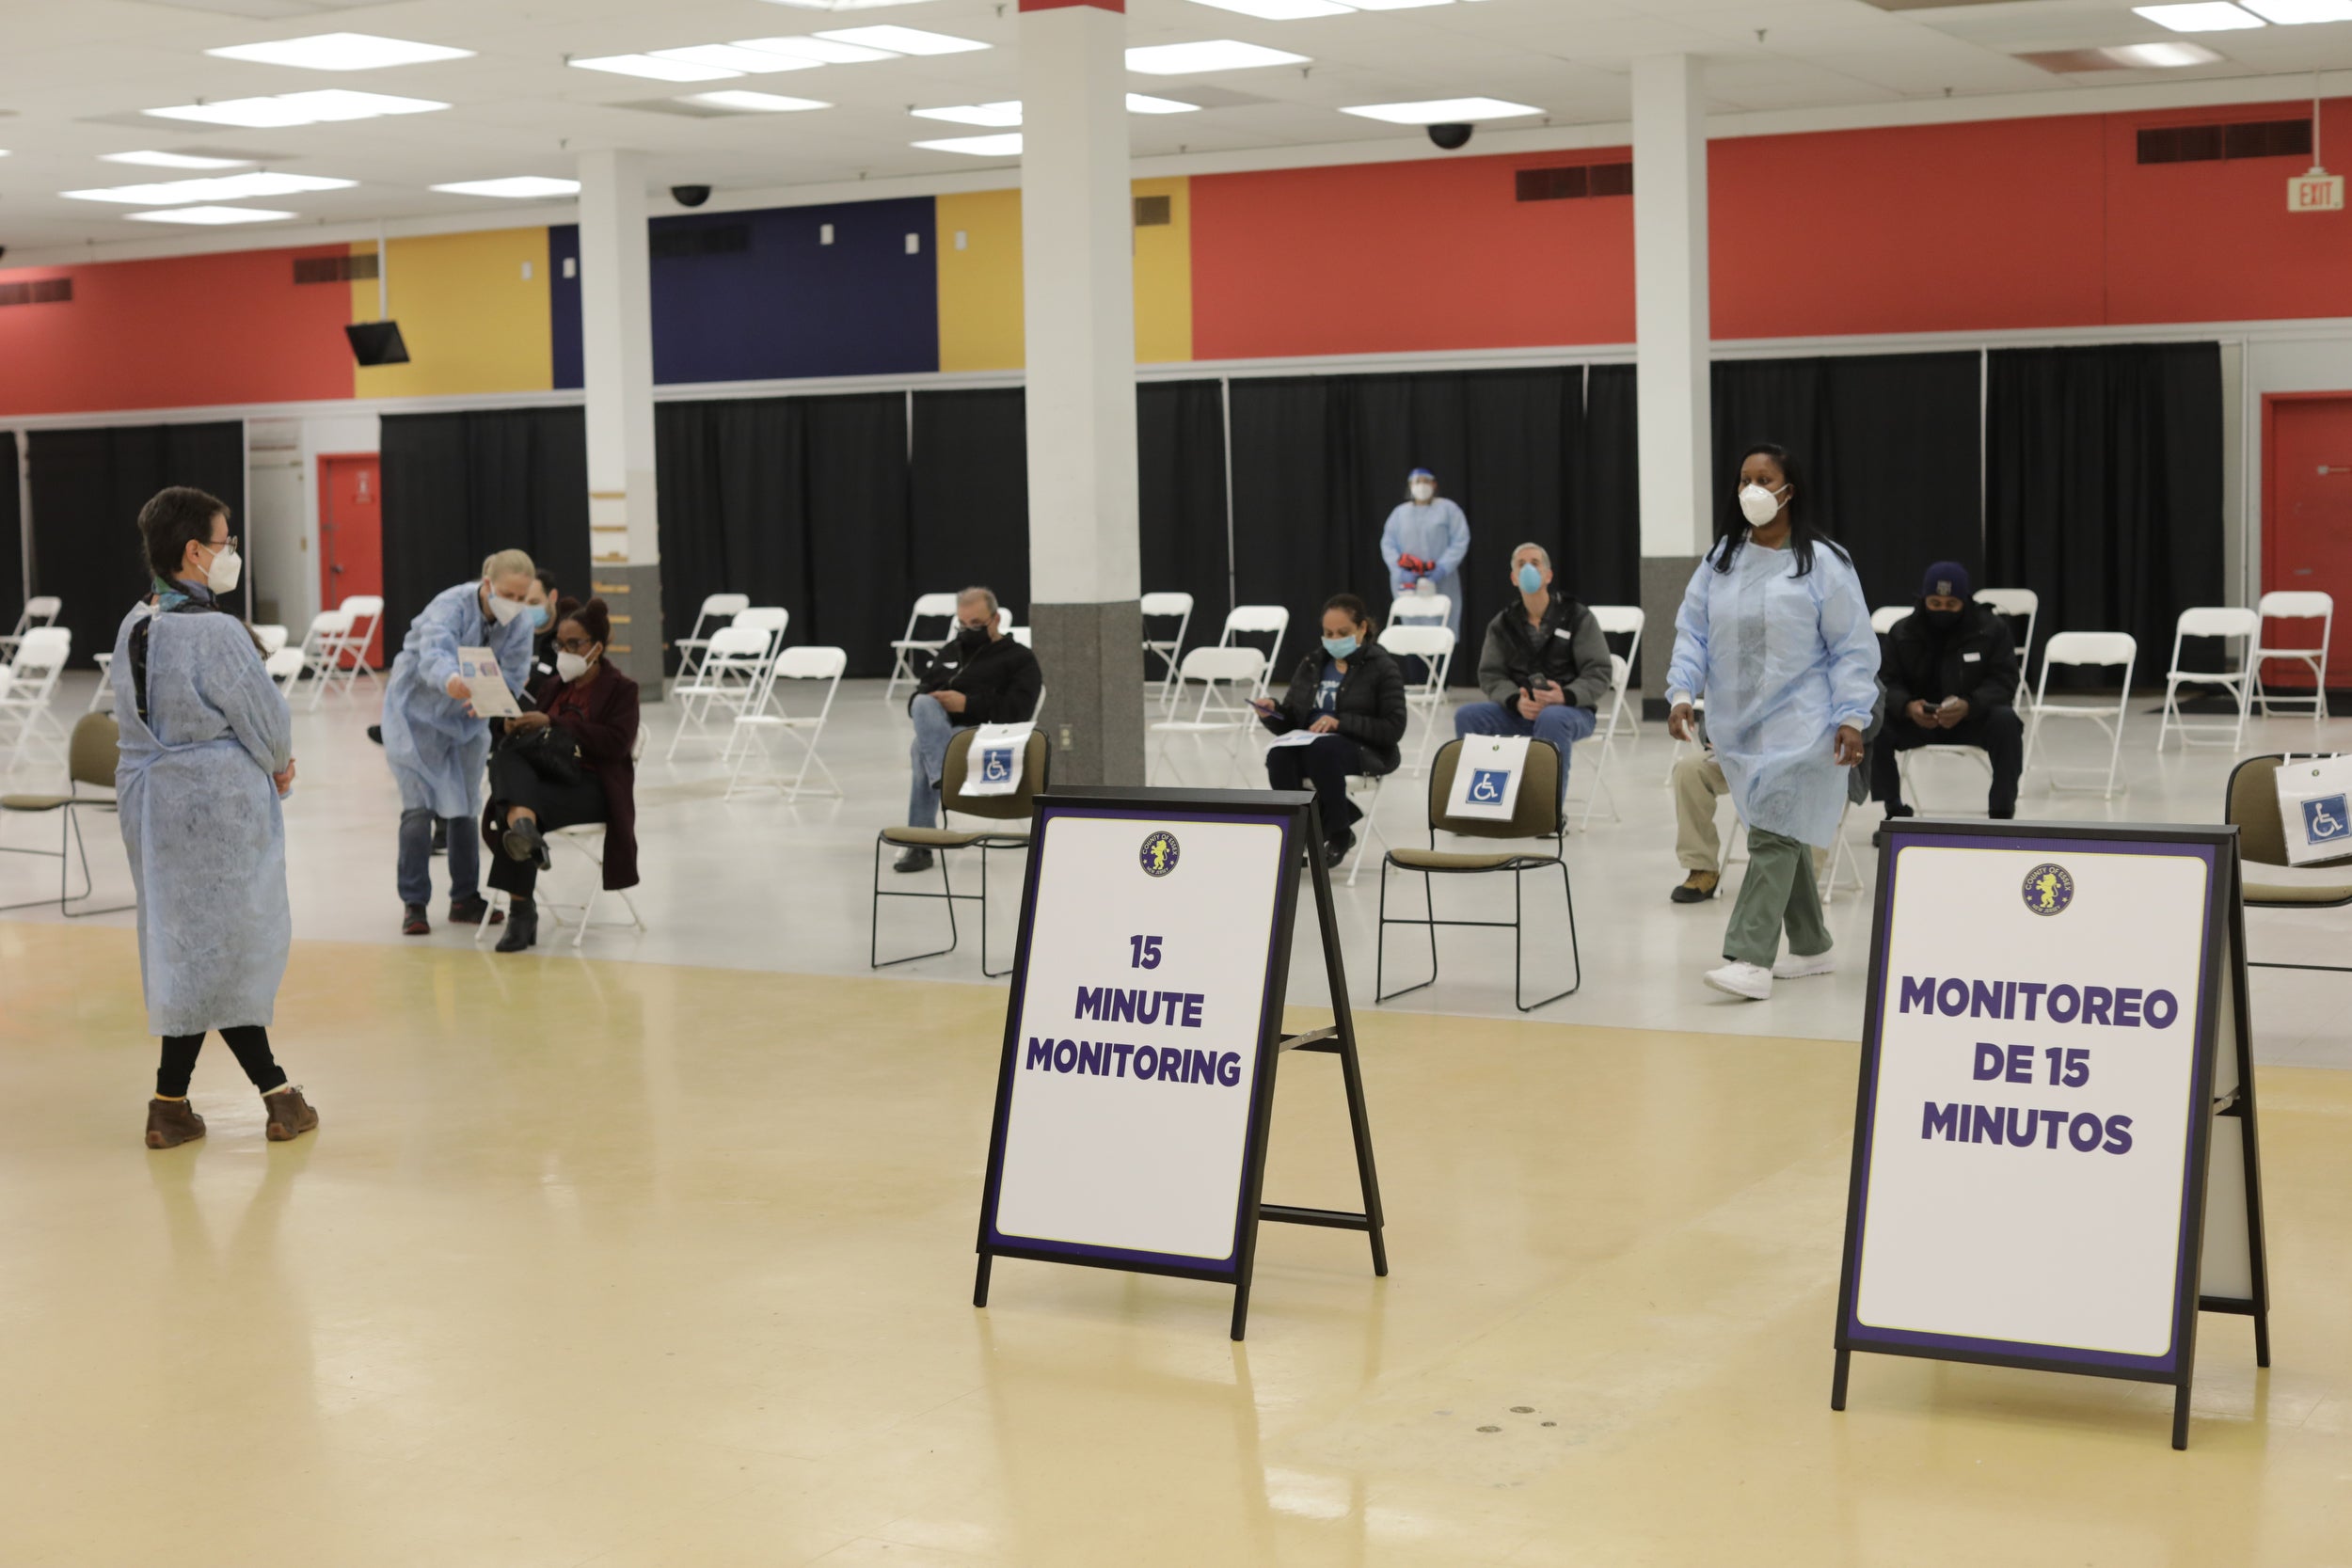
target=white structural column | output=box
[1630,55,1713,710]
[1020,0,1145,785]
[576,150,664,693]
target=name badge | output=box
[1962,651,1981,663]
[1552,627,1574,641]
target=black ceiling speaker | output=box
[345,320,410,366]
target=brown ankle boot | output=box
[262,1085,319,1142]
[146,1098,206,1149]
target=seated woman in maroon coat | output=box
[482,596,641,953]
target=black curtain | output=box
[654,392,910,677]
[1985,343,2224,689]
[0,434,22,625]
[1710,352,1982,611]
[1137,380,1231,636]
[26,421,246,657]
[911,389,1029,620]
[378,409,589,652]
[1581,365,1645,678]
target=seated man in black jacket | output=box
[896,585,1043,872]
[1249,594,1408,865]
[1453,542,1615,804]
[1874,561,2023,820]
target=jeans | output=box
[398,805,479,908]
[1452,701,1597,797]
[158,1025,285,1098]
[1723,827,1832,968]
[1263,734,1369,839]
[1872,705,2025,818]
[908,695,957,829]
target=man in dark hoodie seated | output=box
[894,585,1043,873]
[1452,542,1615,805]
[1873,561,2022,821]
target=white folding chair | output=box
[728,607,791,721]
[885,593,960,705]
[1870,606,1911,637]
[333,594,385,691]
[2157,607,2262,752]
[252,624,290,657]
[1141,592,1195,711]
[482,730,648,949]
[1567,653,1629,829]
[1586,605,1645,742]
[2253,591,2333,723]
[1216,606,1290,700]
[1973,587,2038,707]
[0,596,61,664]
[673,593,750,687]
[1896,742,1994,815]
[265,645,306,694]
[2026,631,2137,797]
[1389,593,1452,628]
[1380,624,1456,776]
[1341,772,1391,888]
[0,627,73,778]
[1150,645,1266,785]
[297,610,355,710]
[1008,626,1032,648]
[86,652,117,716]
[665,625,771,762]
[725,645,848,801]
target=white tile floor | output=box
[4,671,2345,1063]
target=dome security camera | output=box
[671,184,712,208]
[1426,123,1473,151]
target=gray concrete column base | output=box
[590,562,666,701]
[1031,600,1147,787]
[1639,554,1701,720]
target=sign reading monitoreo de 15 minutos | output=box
[1833,821,2269,1449]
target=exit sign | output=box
[2290,171,2344,213]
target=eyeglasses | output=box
[555,637,597,654]
[202,536,240,554]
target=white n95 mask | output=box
[556,651,590,682]
[1410,483,1435,502]
[1738,483,1786,527]
[205,547,242,594]
[486,591,526,626]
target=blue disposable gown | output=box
[111,596,294,1037]
[1664,537,1880,848]
[380,582,535,820]
[1379,498,1471,640]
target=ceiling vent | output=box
[1133,194,1172,228]
[651,224,751,260]
[2138,118,2312,165]
[0,277,72,307]
[294,252,378,285]
[1516,162,1632,203]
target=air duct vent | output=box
[1516,162,1631,202]
[0,277,72,307]
[2138,118,2311,165]
[294,252,378,285]
[1133,194,1172,227]
[651,223,751,259]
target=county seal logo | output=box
[2022,862,2074,916]
[1139,830,1181,878]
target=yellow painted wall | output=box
[933,179,1196,372]
[350,228,552,398]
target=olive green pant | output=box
[1723,826,1832,968]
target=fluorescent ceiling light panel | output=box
[2106,40,2228,62]
[1125,40,1311,72]
[145,89,446,126]
[1340,0,1461,8]
[1186,0,1354,18]
[815,25,990,54]
[1126,93,1201,114]
[2131,2,2265,26]
[912,101,1024,126]
[124,206,295,225]
[734,36,898,63]
[1341,96,1541,124]
[205,32,474,71]
[63,170,356,203]
[432,176,582,198]
[102,150,252,168]
[914,133,1024,156]
[2242,0,2352,19]
[570,54,740,81]
[652,43,821,73]
[689,90,832,111]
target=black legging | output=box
[158,1026,285,1098]
[1263,733,1372,836]
[486,748,607,901]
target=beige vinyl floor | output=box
[2,920,2346,1567]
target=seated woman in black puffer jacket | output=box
[1248,593,1408,866]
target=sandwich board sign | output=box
[973,785,1387,1339]
[1833,820,2269,1449]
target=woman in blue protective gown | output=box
[113,487,318,1149]
[1664,443,1881,1003]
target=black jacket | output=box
[914,632,1041,727]
[1258,640,1409,775]
[1882,602,2018,720]
[1475,595,1614,712]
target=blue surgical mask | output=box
[1517,563,1543,594]
[1322,635,1359,660]
[529,603,551,630]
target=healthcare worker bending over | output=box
[1665,443,1880,1002]
[115,487,318,1149]
[1379,468,1470,642]
[382,548,539,936]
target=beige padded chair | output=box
[2226,754,2352,976]
[0,712,131,915]
[871,726,1048,977]
[1376,736,1581,1011]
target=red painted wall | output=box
[1190,150,1637,360]
[0,245,355,416]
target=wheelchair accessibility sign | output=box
[2304,794,2348,845]
[1446,735,1530,823]
[2277,756,2352,865]
[961,721,1035,799]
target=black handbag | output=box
[509,720,585,786]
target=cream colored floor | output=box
[2,922,2346,1567]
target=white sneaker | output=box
[1772,951,1836,980]
[1704,960,1774,1000]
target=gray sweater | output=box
[1474,595,1615,712]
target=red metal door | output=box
[319,452,384,667]
[2263,395,2352,689]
